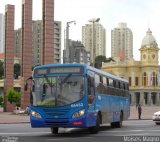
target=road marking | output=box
[116,133,150,136]
[0,132,50,136]
[47,137,94,141]
[101,129,160,133]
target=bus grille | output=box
[43,108,70,117]
[45,120,68,126]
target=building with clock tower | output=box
[102,28,160,106]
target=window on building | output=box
[143,72,147,86]
[129,77,131,86]
[151,72,156,86]
[135,77,138,86]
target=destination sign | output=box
[50,67,81,74]
[34,66,83,76]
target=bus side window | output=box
[87,76,95,95]
[87,76,95,104]
[106,78,109,86]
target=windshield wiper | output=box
[59,73,72,85]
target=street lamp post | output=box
[65,20,76,63]
[88,18,100,66]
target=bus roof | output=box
[34,63,128,83]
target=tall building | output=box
[102,28,160,106]
[32,20,43,66]
[64,40,90,64]
[14,20,61,67]
[82,20,106,64]
[0,13,5,53]
[111,23,133,61]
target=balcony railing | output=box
[129,85,160,91]
[0,79,21,87]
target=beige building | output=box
[102,28,160,106]
[111,23,133,61]
[82,21,106,64]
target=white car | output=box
[152,111,160,125]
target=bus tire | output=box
[116,112,123,128]
[89,115,100,134]
[51,127,58,134]
[155,122,160,125]
[111,122,116,128]
[111,112,123,128]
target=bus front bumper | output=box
[30,114,96,128]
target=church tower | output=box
[140,28,159,65]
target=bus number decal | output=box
[71,103,83,108]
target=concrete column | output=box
[42,0,54,64]
[130,93,136,105]
[156,93,160,106]
[148,92,152,106]
[21,0,33,109]
[4,5,15,112]
[140,92,144,106]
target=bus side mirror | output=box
[90,78,94,87]
[24,76,32,91]
[25,82,28,91]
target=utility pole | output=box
[88,18,100,66]
[65,20,76,63]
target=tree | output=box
[6,88,21,107]
[0,60,4,79]
[94,55,107,69]
[14,63,21,79]
[105,57,115,62]
[0,96,3,107]
[32,64,40,71]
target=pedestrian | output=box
[137,104,142,119]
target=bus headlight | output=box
[72,109,85,118]
[31,110,41,118]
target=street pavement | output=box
[0,106,160,124]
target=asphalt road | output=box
[0,120,160,142]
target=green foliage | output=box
[32,64,40,71]
[0,96,3,107]
[94,56,115,68]
[105,57,115,62]
[0,60,4,79]
[6,88,21,107]
[95,55,107,69]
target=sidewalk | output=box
[0,106,159,124]
[129,106,160,120]
[0,107,30,124]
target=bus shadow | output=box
[40,125,114,138]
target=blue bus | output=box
[25,63,130,134]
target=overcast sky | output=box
[1,0,160,60]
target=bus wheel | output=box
[51,127,58,134]
[88,115,100,134]
[111,112,123,128]
[111,122,116,128]
[117,112,123,128]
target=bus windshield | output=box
[32,75,84,107]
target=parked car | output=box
[152,111,160,125]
